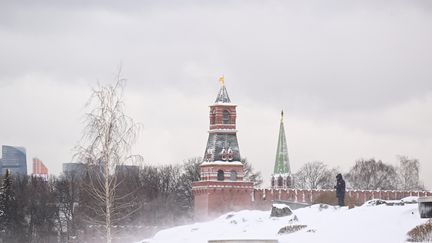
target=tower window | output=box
[210,109,216,124]
[230,170,237,181]
[217,170,224,181]
[278,176,283,187]
[223,110,230,124]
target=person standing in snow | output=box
[335,173,346,206]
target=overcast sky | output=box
[1,0,431,188]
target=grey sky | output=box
[1,0,431,188]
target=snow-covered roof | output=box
[208,129,238,134]
[201,161,243,166]
[214,85,231,103]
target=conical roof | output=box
[214,76,231,103]
[273,111,291,174]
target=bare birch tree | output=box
[345,159,398,190]
[75,70,142,243]
[398,156,424,190]
[293,161,335,189]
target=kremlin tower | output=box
[192,77,254,219]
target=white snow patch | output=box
[272,203,290,209]
[201,161,243,166]
[401,196,419,203]
[139,199,429,243]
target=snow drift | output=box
[139,197,429,243]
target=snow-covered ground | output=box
[139,197,429,243]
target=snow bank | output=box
[363,196,419,207]
[401,196,419,204]
[139,199,429,243]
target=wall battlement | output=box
[251,188,432,210]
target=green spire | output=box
[273,110,290,174]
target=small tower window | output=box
[230,170,237,181]
[271,177,275,187]
[217,170,224,181]
[210,109,216,125]
[278,176,283,187]
[223,110,230,124]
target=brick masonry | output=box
[194,186,432,219]
[252,188,432,210]
[193,162,254,220]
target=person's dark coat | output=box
[335,173,346,199]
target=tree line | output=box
[0,157,262,243]
[292,156,424,191]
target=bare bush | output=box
[312,191,357,208]
[278,225,307,234]
[407,220,432,242]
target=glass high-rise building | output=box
[0,145,28,175]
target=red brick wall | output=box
[193,180,254,220]
[194,186,432,220]
[194,189,209,217]
[250,188,432,209]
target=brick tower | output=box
[192,77,254,220]
[271,111,292,189]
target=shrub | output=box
[407,220,432,242]
[278,225,307,234]
[312,191,356,208]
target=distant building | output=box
[0,145,27,175]
[62,162,87,179]
[115,164,139,177]
[32,157,48,180]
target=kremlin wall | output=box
[252,188,432,210]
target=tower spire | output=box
[204,77,239,162]
[214,76,231,103]
[271,111,292,188]
[274,115,290,174]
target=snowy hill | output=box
[139,198,428,243]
